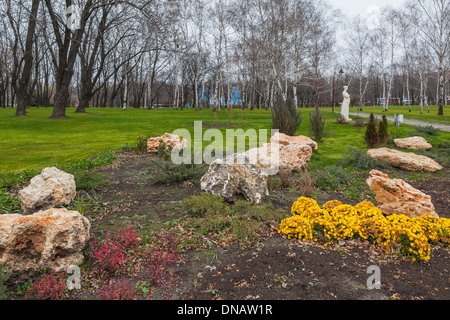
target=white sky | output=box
[331,0,406,19]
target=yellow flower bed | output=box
[279,197,450,261]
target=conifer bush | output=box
[364,113,379,148]
[308,107,326,142]
[271,97,302,136]
[378,115,389,143]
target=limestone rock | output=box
[244,142,313,175]
[366,170,438,218]
[200,153,269,204]
[244,133,317,175]
[147,133,188,153]
[270,132,318,151]
[18,167,76,214]
[394,136,433,150]
[0,208,91,283]
[367,148,443,172]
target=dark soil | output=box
[7,152,448,302]
[404,175,450,218]
[82,152,450,300]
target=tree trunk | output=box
[15,97,28,116]
[438,69,445,115]
[51,86,70,118]
[76,94,91,113]
[15,0,40,116]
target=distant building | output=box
[198,87,243,106]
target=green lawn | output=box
[0,106,449,172]
[324,105,449,125]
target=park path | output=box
[347,112,450,132]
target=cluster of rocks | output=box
[200,133,318,204]
[365,136,443,218]
[2,131,442,285]
[1,167,90,283]
[367,136,442,172]
[145,132,318,204]
[146,132,443,220]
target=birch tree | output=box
[408,0,450,116]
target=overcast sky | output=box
[331,0,406,19]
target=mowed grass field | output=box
[324,105,449,125]
[0,106,449,172]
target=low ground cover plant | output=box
[151,159,208,185]
[338,147,390,171]
[0,169,40,191]
[22,225,181,300]
[411,125,440,136]
[179,192,287,248]
[0,189,21,214]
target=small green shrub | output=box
[157,140,174,161]
[231,201,286,224]
[364,113,379,148]
[411,125,440,136]
[151,160,207,185]
[183,194,287,245]
[0,189,21,214]
[66,169,109,191]
[308,107,326,142]
[408,131,429,139]
[338,147,389,171]
[181,192,228,218]
[135,134,152,154]
[378,115,389,143]
[184,193,231,234]
[16,282,32,296]
[231,201,287,246]
[314,165,353,191]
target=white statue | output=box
[341,86,351,122]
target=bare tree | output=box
[345,16,371,111]
[408,0,450,115]
[3,0,40,116]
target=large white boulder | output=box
[0,208,90,282]
[244,133,317,175]
[18,167,76,214]
[200,153,269,204]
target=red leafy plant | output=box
[26,270,67,300]
[98,277,137,300]
[144,248,180,284]
[89,224,141,274]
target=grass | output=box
[0,106,449,173]
[324,105,449,125]
[0,189,21,214]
